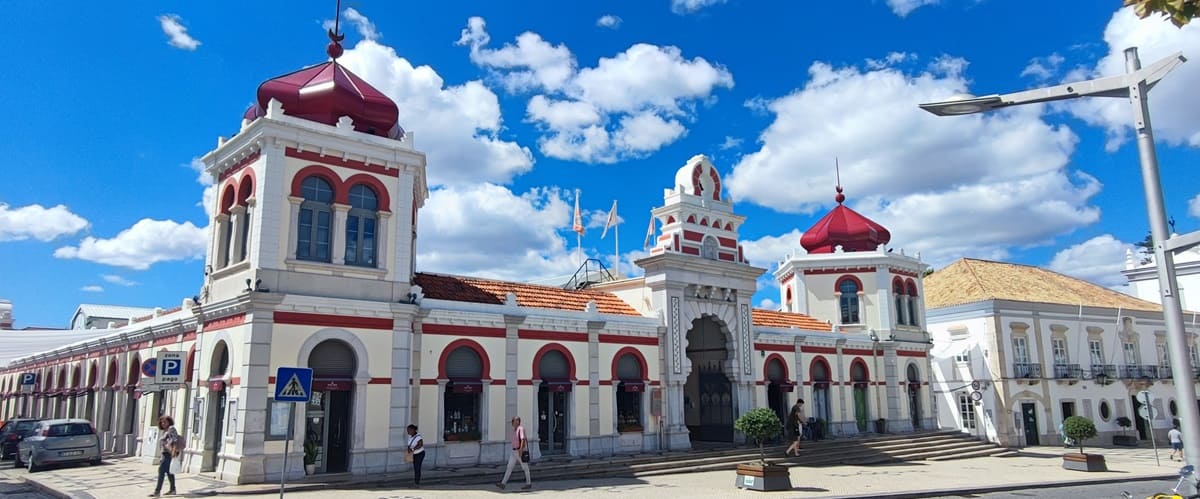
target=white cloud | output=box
[417,184,580,282]
[189,157,216,216]
[459,18,732,164]
[336,26,534,186]
[670,0,725,14]
[54,219,207,270]
[726,58,1099,266]
[886,0,940,17]
[157,14,201,51]
[0,203,89,242]
[758,298,778,310]
[866,52,914,70]
[102,274,137,286]
[596,15,622,29]
[1065,8,1200,150]
[343,8,379,41]
[80,285,104,293]
[740,229,804,269]
[1190,193,1200,219]
[1020,53,1065,81]
[719,136,743,150]
[1047,234,1135,288]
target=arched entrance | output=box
[208,342,229,470]
[765,356,789,424]
[125,357,139,436]
[685,316,733,442]
[85,362,98,423]
[906,364,921,430]
[306,340,356,474]
[105,361,118,434]
[810,359,832,438]
[535,347,572,455]
[851,361,869,432]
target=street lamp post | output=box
[920,47,1200,471]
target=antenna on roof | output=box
[326,0,346,60]
[834,157,845,204]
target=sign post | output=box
[274,367,313,499]
[1139,390,1160,466]
[18,373,35,416]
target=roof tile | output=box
[925,258,1164,312]
[414,273,642,316]
[751,308,832,331]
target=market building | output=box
[0,31,932,484]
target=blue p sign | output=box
[156,351,186,385]
[19,372,35,393]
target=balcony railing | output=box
[1120,365,1160,379]
[1091,364,1117,379]
[1013,363,1042,378]
[1053,364,1082,379]
[1159,365,1173,379]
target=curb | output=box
[823,472,1177,499]
[17,474,73,499]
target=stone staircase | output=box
[418,429,1009,486]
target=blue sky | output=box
[2,0,1199,328]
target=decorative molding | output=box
[741,304,752,375]
[670,296,682,374]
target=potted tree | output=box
[1113,416,1138,446]
[303,439,318,475]
[1061,416,1106,472]
[733,408,792,492]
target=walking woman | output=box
[150,416,180,497]
[406,424,425,487]
[784,401,804,456]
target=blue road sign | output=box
[275,367,313,403]
[19,373,36,393]
[156,351,185,385]
[142,358,157,378]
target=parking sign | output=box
[156,351,186,385]
[19,372,36,393]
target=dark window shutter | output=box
[538,350,570,380]
[766,359,785,382]
[616,354,642,380]
[309,340,357,378]
[445,347,483,379]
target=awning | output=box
[448,381,483,394]
[619,381,645,393]
[542,380,573,393]
[769,382,796,392]
[312,379,352,392]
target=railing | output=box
[1053,364,1082,379]
[1091,364,1117,379]
[1159,365,1173,379]
[1013,363,1042,378]
[1119,365,1160,379]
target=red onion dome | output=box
[799,186,891,254]
[243,60,402,139]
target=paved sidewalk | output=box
[2,445,1185,499]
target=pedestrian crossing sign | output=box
[274,367,313,403]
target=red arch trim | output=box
[611,347,648,381]
[186,344,197,383]
[905,278,918,296]
[342,174,392,213]
[106,360,118,387]
[220,184,237,214]
[71,365,82,388]
[290,165,344,202]
[835,275,864,292]
[892,276,905,293]
[531,343,577,381]
[128,355,141,385]
[88,361,98,389]
[237,173,255,205]
[850,357,870,381]
[437,339,492,380]
[763,353,790,382]
[809,356,831,382]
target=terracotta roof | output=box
[414,273,642,316]
[800,187,891,254]
[751,308,832,331]
[924,258,1162,312]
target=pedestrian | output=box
[1169,423,1184,461]
[149,416,180,497]
[784,400,805,456]
[496,416,532,490]
[1058,421,1074,448]
[406,424,425,487]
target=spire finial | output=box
[834,157,845,204]
[326,0,346,60]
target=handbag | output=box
[404,450,414,463]
[520,450,530,463]
[168,456,183,475]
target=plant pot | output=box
[1112,435,1139,447]
[304,464,316,475]
[1062,453,1107,472]
[735,463,793,492]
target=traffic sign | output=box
[156,351,185,385]
[142,358,157,378]
[1138,404,1159,420]
[19,373,36,393]
[274,367,313,403]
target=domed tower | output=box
[198,27,428,304]
[775,183,926,339]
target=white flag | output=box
[644,215,656,248]
[601,200,618,239]
[572,190,585,236]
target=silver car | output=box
[14,418,101,472]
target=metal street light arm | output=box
[991,52,1185,108]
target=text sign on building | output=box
[156,351,186,385]
[274,367,313,403]
[19,373,36,393]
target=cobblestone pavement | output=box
[0,474,54,499]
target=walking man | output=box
[497,416,532,490]
[1169,423,1184,461]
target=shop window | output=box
[615,353,644,433]
[444,346,483,442]
[297,176,334,262]
[345,184,379,267]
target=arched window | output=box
[701,236,719,260]
[837,277,861,324]
[345,184,379,267]
[893,279,906,327]
[297,176,334,262]
[615,351,645,433]
[443,345,484,442]
[906,281,919,327]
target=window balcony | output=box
[1053,364,1082,379]
[1120,365,1160,379]
[1159,366,1173,379]
[1091,364,1117,379]
[1013,363,1042,378]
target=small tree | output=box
[734,408,783,464]
[1116,416,1133,436]
[1064,416,1099,455]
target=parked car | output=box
[14,419,101,472]
[0,418,42,460]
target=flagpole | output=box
[614,219,620,277]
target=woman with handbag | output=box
[496,416,531,490]
[149,416,181,497]
[405,425,424,487]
